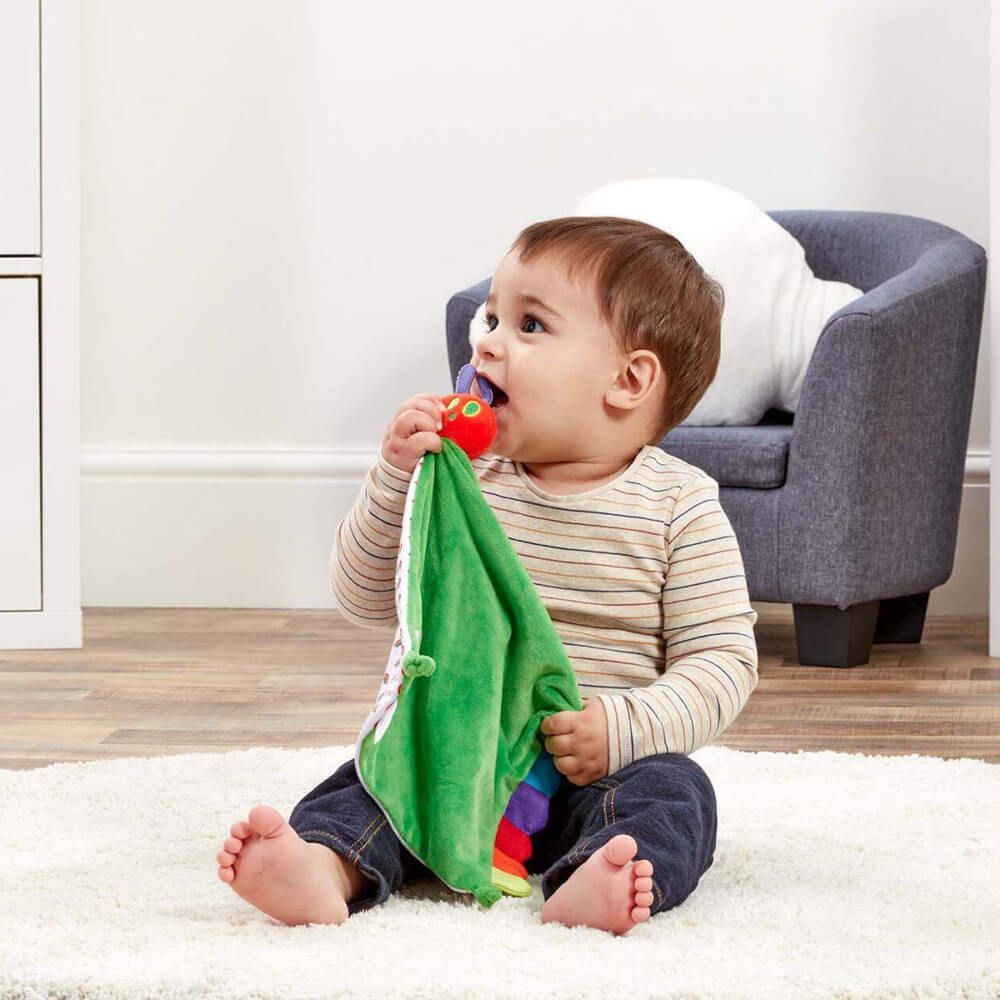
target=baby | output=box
[216,215,759,936]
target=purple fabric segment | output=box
[504,779,550,835]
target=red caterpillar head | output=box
[438,393,497,460]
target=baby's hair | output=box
[509,216,724,443]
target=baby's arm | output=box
[329,449,414,630]
[596,473,759,772]
[331,393,445,629]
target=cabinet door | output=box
[0,278,41,610]
[0,0,41,254]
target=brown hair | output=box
[509,215,724,443]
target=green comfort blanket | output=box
[353,437,583,908]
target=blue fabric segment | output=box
[524,746,562,797]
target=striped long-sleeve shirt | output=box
[331,443,759,773]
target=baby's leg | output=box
[217,803,373,926]
[538,753,717,935]
[218,757,421,924]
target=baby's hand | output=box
[540,699,610,787]
[381,393,448,474]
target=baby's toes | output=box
[632,863,655,917]
[216,847,237,882]
[216,833,245,875]
[230,820,251,839]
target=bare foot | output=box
[216,803,374,926]
[540,833,655,936]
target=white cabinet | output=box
[0,0,41,253]
[0,279,41,610]
[0,0,80,649]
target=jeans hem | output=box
[296,828,388,915]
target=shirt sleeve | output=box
[330,448,415,629]
[596,473,759,772]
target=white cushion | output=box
[469,178,864,426]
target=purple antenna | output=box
[454,363,493,404]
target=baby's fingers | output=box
[410,430,443,455]
[398,394,448,427]
[395,407,443,437]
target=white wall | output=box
[81,0,990,612]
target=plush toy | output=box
[436,364,497,460]
[353,364,583,907]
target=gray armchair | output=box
[444,210,987,667]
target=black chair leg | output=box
[872,590,930,644]
[792,600,880,667]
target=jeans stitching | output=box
[355,816,387,855]
[299,828,362,865]
[601,786,612,827]
[590,782,615,793]
[564,784,617,866]
[347,814,383,854]
[567,830,599,865]
[652,878,664,911]
[351,815,383,853]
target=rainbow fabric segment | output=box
[491,745,563,896]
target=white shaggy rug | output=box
[1,743,998,1000]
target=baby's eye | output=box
[483,311,546,334]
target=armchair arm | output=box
[779,232,987,607]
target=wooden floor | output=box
[0,606,997,770]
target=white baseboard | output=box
[0,610,82,648]
[80,447,991,614]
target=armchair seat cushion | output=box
[660,423,793,489]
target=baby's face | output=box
[470,250,626,463]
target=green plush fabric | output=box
[354,438,583,907]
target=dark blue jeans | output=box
[288,751,718,917]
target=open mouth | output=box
[476,374,509,410]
